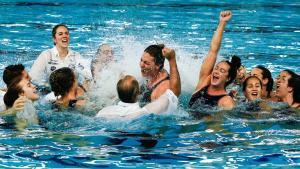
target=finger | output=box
[15,102,25,108]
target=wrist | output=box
[168,58,177,65]
[219,21,227,26]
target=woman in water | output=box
[139,44,170,104]
[276,70,300,109]
[49,67,86,109]
[242,76,262,102]
[30,24,92,89]
[250,65,274,100]
[3,76,39,129]
[189,11,241,110]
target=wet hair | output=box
[284,70,300,103]
[3,76,23,108]
[52,24,69,45]
[224,55,241,87]
[117,75,140,103]
[144,44,165,70]
[242,76,262,92]
[3,64,25,86]
[255,65,274,97]
[49,67,75,97]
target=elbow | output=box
[176,87,181,97]
[171,86,181,97]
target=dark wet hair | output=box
[144,44,165,70]
[255,65,274,97]
[117,75,140,103]
[3,64,25,86]
[224,55,241,87]
[4,76,23,108]
[242,76,262,92]
[49,67,75,97]
[52,24,69,45]
[284,69,300,103]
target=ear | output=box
[155,64,161,71]
[287,86,293,93]
[53,37,57,44]
[19,92,25,97]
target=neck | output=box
[58,88,77,106]
[209,85,226,93]
[282,93,294,106]
[261,86,269,98]
[56,45,68,58]
[148,69,165,85]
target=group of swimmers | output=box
[0,11,299,129]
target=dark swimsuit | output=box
[52,85,86,110]
[140,75,170,105]
[189,86,228,108]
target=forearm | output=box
[0,108,16,117]
[168,58,181,96]
[199,21,227,84]
[209,21,227,54]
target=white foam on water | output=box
[89,36,205,109]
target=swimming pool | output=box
[1,0,300,168]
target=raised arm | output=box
[163,48,181,96]
[196,11,232,90]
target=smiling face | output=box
[244,77,262,101]
[53,26,69,49]
[18,79,39,101]
[211,61,230,88]
[140,52,160,78]
[275,71,292,99]
[237,66,246,81]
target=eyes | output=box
[214,66,228,73]
[26,81,35,88]
[140,59,151,66]
[277,75,289,82]
[57,32,69,36]
[247,83,261,89]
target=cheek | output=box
[244,91,250,97]
[246,88,251,94]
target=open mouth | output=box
[212,75,220,82]
[62,39,68,43]
[141,68,151,74]
[251,91,258,97]
[276,84,281,92]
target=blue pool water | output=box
[1,0,300,168]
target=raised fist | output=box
[162,47,175,61]
[220,11,232,22]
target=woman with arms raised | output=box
[189,11,241,110]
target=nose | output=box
[140,61,145,68]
